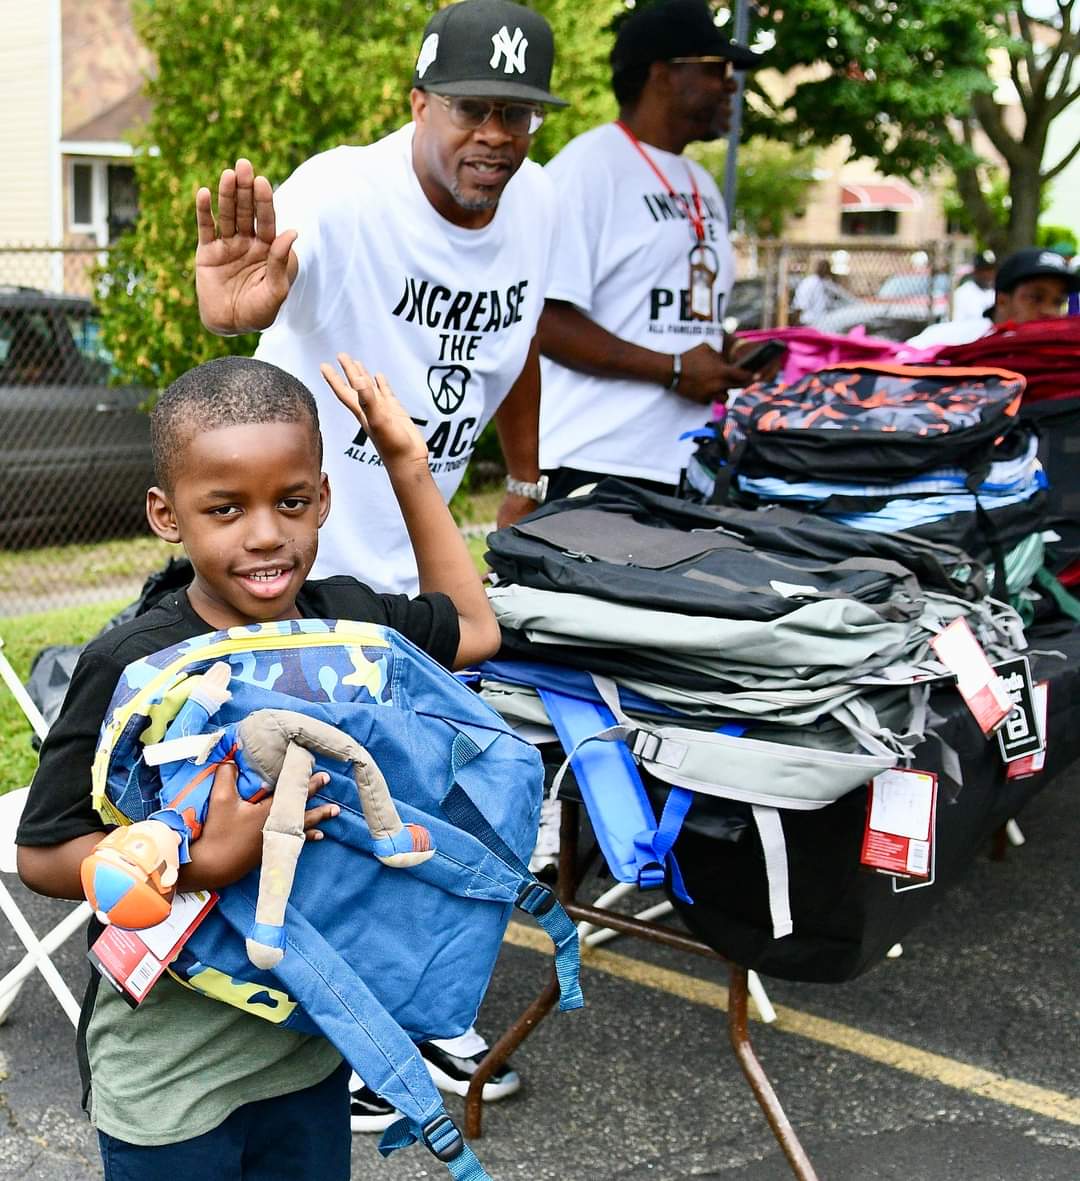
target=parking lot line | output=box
[505,922,1080,1126]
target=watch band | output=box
[668,352,682,390]
[505,474,549,502]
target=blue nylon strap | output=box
[633,786,695,904]
[535,686,692,897]
[378,1115,492,1181]
[522,889,584,1012]
[442,783,583,1013]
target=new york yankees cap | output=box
[995,248,1080,294]
[611,0,761,74]
[412,0,568,106]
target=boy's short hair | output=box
[151,356,322,491]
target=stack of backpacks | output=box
[687,364,1072,625]
[476,474,1032,971]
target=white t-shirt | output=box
[906,316,993,349]
[952,279,995,321]
[256,124,556,592]
[538,123,734,485]
[791,274,829,325]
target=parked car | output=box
[0,286,155,547]
[723,276,858,332]
[815,271,952,341]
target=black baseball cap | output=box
[412,0,568,107]
[995,248,1080,294]
[611,0,762,74]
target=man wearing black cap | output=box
[193,0,563,1132]
[908,247,1079,349]
[195,0,564,595]
[537,0,761,499]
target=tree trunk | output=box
[952,160,1009,256]
[1006,156,1042,253]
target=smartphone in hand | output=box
[738,339,788,374]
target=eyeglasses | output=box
[433,95,545,136]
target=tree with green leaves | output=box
[690,137,819,237]
[100,0,626,389]
[749,0,1080,255]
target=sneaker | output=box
[349,1073,399,1133]
[419,1038,522,1101]
[528,796,561,879]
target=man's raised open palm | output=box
[195,158,298,335]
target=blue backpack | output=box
[91,619,583,1180]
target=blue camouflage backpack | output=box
[90,618,583,1180]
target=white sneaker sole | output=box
[350,1110,399,1134]
[423,1057,521,1101]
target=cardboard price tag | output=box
[993,656,1045,763]
[861,768,937,880]
[88,890,218,1008]
[930,618,1014,735]
[1006,681,1049,780]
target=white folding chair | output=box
[0,636,91,1027]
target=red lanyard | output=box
[616,120,705,243]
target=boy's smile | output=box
[146,420,330,630]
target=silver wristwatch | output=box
[505,474,549,502]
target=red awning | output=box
[840,182,922,212]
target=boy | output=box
[15,353,501,1179]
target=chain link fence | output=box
[0,245,170,620]
[729,238,967,339]
[1,238,976,620]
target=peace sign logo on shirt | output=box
[427,365,471,414]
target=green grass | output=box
[1,600,128,796]
[0,491,500,795]
[0,536,174,596]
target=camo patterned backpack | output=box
[91,618,582,1180]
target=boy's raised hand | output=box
[320,354,428,471]
[195,158,298,335]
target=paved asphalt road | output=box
[1,763,1077,1180]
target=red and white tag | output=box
[930,617,1014,735]
[88,889,218,1007]
[861,768,937,879]
[1006,681,1049,780]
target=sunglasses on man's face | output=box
[434,94,545,136]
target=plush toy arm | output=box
[245,741,312,969]
[237,710,435,869]
[80,820,182,929]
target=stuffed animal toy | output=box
[81,662,434,968]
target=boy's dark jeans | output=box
[97,1060,351,1180]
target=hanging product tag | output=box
[1006,680,1049,780]
[860,768,937,880]
[88,889,218,1008]
[688,243,718,321]
[992,656,1045,763]
[929,617,1015,735]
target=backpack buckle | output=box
[516,879,557,916]
[421,1113,465,1162]
[628,729,662,761]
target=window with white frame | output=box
[67,159,139,244]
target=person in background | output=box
[952,251,996,321]
[907,248,1079,349]
[790,258,842,328]
[536,0,763,502]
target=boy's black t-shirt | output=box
[17,576,459,847]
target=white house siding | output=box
[0,1,60,286]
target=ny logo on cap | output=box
[490,25,528,74]
[416,33,439,79]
